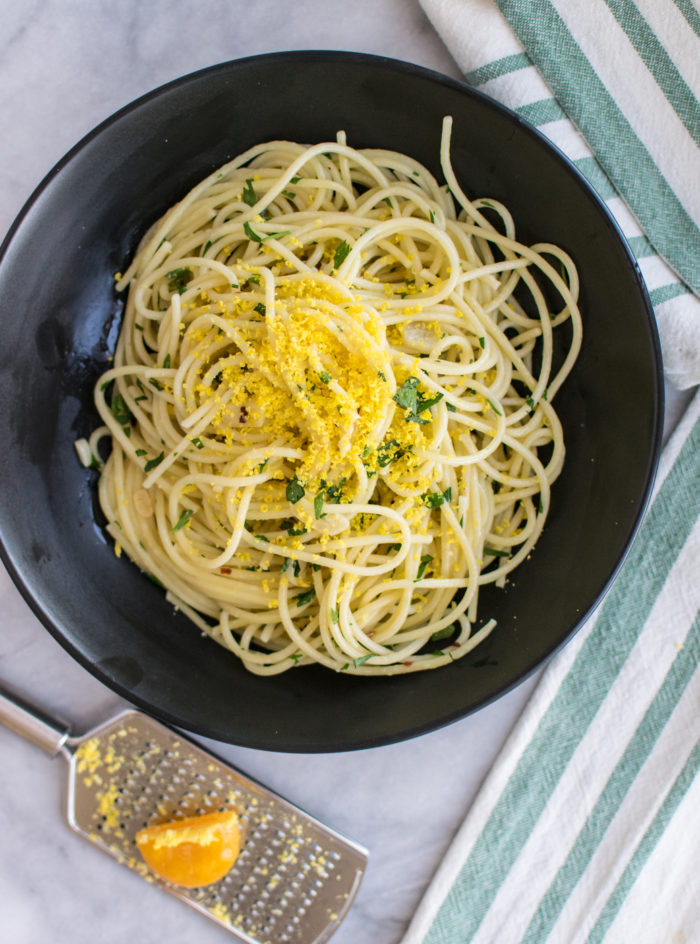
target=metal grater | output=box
[0,688,368,944]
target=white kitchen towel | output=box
[402,387,700,942]
[405,3,700,941]
[420,0,700,389]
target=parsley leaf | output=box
[431,625,456,641]
[415,554,434,581]
[484,545,510,558]
[294,588,316,606]
[318,370,331,384]
[314,492,326,519]
[242,178,257,206]
[393,376,419,413]
[422,487,452,509]
[393,377,444,424]
[110,393,133,430]
[330,608,339,624]
[144,451,165,472]
[172,508,193,531]
[353,654,373,667]
[333,240,352,269]
[446,402,457,412]
[286,476,305,504]
[190,437,204,449]
[244,221,291,243]
[377,440,404,468]
[254,302,266,317]
[166,267,193,294]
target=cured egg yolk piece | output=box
[135,810,241,888]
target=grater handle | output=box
[0,684,69,757]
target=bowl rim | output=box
[0,50,664,750]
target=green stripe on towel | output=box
[495,0,700,295]
[464,52,531,87]
[425,413,700,942]
[520,608,700,942]
[601,0,700,144]
[587,729,700,942]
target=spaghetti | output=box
[83,117,582,675]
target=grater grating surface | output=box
[66,709,367,944]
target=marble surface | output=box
[0,2,691,943]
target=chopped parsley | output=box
[377,439,405,468]
[172,508,194,531]
[479,336,485,349]
[242,177,257,206]
[314,492,326,519]
[281,189,296,200]
[333,240,352,269]
[110,393,133,436]
[415,554,434,581]
[318,370,331,384]
[190,437,204,449]
[135,448,147,457]
[254,302,266,317]
[286,476,305,504]
[446,402,457,412]
[294,588,316,607]
[166,267,193,294]
[353,654,373,667]
[431,625,456,641]
[330,608,339,624]
[484,545,510,558]
[243,221,291,243]
[325,478,346,502]
[422,487,452,509]
[144,451,164,472]
[393,376,444,424]
[162,353,171,368]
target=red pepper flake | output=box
[220,567,232,575]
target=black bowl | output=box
[0,52,662,751]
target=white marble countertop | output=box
[0,2,690,943]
